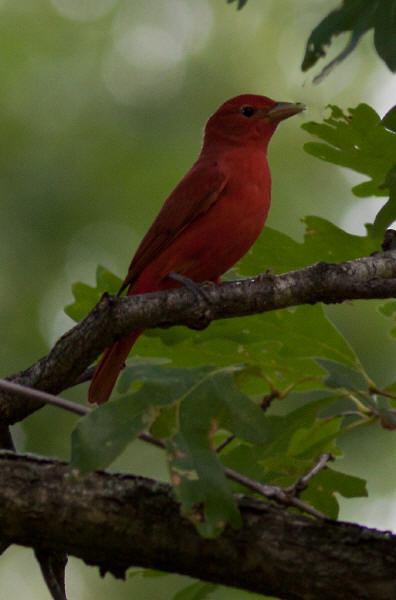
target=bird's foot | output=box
[257,268,276,282]
[168,272,212,304]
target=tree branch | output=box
[3,250,396,426]
[1,452,395,600]
[0,380,331,519]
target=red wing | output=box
[119,160,228,292]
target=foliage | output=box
[68,98,396,539]
[302,104,396,236]
[233,0,396,81]
[301,0,396,81]
[4,0,396,598]
[59,6,396,595]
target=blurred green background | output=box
[1,0,396,598]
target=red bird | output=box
[88,94,304,404]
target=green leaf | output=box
[301,468,367,519]
[257,393,340,459]
[287,417,341,459]
[378,300,396,318]
[303,104,396,235]
[72,363,194,471]
[223,390,365,519]
[163,366,275,536]
[221,443,268,487]
[358,394,396,428]
[237,216,377,277]
[373,0,396,72]
[71,392,165,471]
[223,392,339,489]
[226,0,248,9]
[372,163,396,235]
[314,358,368,391]
[172,581,217,600]
[302,0,396,80]
[382,105,396,133]
[116,356,172,394]
[169,430,242,537]
[95,265,123,294]
[64,282,99,322]
[65,265,122,322]
[377,398,396,428]
[140,302,357,398]
[378,299,396,338]
[72,364,275,535]
[302,104,396,197]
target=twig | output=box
[138,431,166,449]
[286,452,334,495]
[0,380,89,417]
[216,434,235,453]
[0,380,173,452]
[137,434,330,517]
[371,387,396,401]
[224,466,327,519]
[338,411,366,418]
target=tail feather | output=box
[88,329,143,404]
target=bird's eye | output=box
[240,106,255,118]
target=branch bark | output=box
[3,250,396,426]
[1,452,395,600]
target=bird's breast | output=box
[136,150,272,288]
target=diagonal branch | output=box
[1,452,396,600]
[3,249,396,426]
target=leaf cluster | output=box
[230,0,396,81]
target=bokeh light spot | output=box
[51,0,116,22]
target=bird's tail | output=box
[87,328,143,405]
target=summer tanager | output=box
[88,94,304,404]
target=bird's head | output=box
[203,94,304,150]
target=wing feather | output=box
[119,160,228,292]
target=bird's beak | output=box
[266,102,305,122]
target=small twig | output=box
[348,393,372,414]
[215,434,235,453]
[224,466,327,519]
[0,382,175,452]
[139,431,165,449]
[123,429,330,518]
[0,380,89,417]
[286,453,334,496]
[371,387,396,401]
[260,376,321,412]
[338,411,366,418]
[260,390,280,411]
[343,415,377,433]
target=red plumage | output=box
[88,94,303,404]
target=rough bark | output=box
[3,250,396,426]
[0,453,395,600]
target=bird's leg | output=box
[168,272,212,303]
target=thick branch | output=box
[1,453,395,600]
[4,250,396,425]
